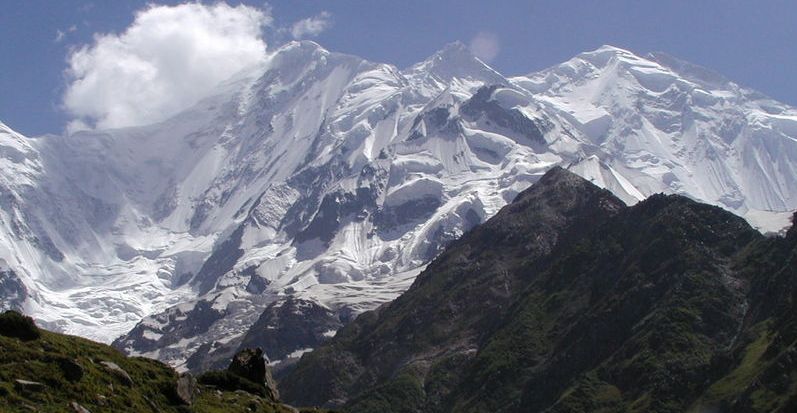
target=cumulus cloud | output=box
[469,31,500,63]
[63,3,271,132]
[290,11,332,39]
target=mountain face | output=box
[280,167,797,413]
[1,42,796,371]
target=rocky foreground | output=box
[0,310,334,413]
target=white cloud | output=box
[469,31,500,63]
[55,25,77,43]
[290,11,332,39]
[63,3,271,132]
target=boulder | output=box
[228,348,279,401]
[69,401,91,413]
[58,358,84,382]
[100,361,133,386]
[176,373,198,405]
[14,379,45,392]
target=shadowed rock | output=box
[228,348,280,402]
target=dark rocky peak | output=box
[197,348,281,402]
[228,347,279,401]
[789,211,797,240]
[444,166,625,262]
[236,296,342,374]
[511,166,624,213]
[623,192,759,249]
[279,163,794,412]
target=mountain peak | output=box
[594,44,634,54]
[406,41,505,87]
[281,39,327,53]
[571,45,736,91]
[0,121,18,135]
[415,41,480,69]
[520,165,597,196]
[574,44,649,68]
[434,41,470,57]
[270,39,331,62]
[505,165,625,224]
[788,212,797,239]
[646,51,731,88]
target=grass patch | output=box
[691,323,774,410]
[0,311,306,412]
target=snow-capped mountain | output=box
[513,45,797,227]
[1,42,795,370]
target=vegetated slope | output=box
[0,311,331,413]
[280,167,797,413]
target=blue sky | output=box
[2,1,796,136]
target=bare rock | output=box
[100,361,133,386]
[69,401,91,413]
[228,347,279,401]
[14,379,45,392]
[58,358,84,382]
[176,373,198,405]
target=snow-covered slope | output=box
[512,45,797,231]
[2,42,796,370]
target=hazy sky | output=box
[2,0,796,135]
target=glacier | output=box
[1,41,795,370]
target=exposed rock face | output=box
[788,212,797,239]
[180,296,345,375]
[460,85,548,145]
[280,167,797,412]
[280,167,629,408]
[228,348,279,401]
[4,41,796,374]
[0,262,27,312]
[175,373,197,405]
[112,298,226,360]
[237,297,343,373]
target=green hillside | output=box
[281,167,797,413]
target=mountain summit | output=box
[0,43,795,373]
[280,167,797,413]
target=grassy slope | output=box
[0,313,331,412]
